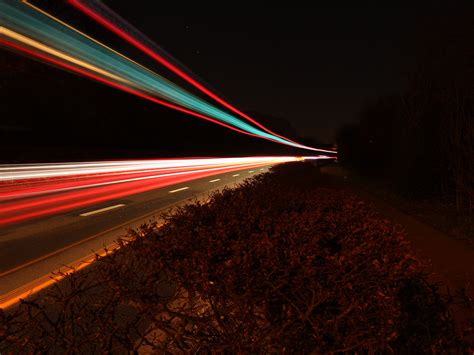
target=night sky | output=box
[101,4,427,143]
[2,1,471,163]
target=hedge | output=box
[0,163,467,353]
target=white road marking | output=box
[260,168,264,171]
[169,187,189,193]
[209,179,221,183]
[232,174,240,177]
[79,204,125,217]
[248,170,254,173]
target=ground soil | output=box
[321,164,474,340]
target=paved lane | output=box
[0,165,271,306]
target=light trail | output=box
[0,26,126,83]
[0,156,296,181]
[0,155,335,309]
[0,156,333,226]
[0,162,271,214]
[67,0,303,145]
[0,32,271,142]
[0,1,337,153]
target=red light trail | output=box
[0,38,276,143]
[0,157,333,226]
[68,0,301,146]
[0,1,338,153]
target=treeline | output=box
[337,12,473,213]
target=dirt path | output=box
[321,165,474,331]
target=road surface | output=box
[0,164,272,308]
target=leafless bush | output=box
[0,163,469,353]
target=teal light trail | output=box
[0,0,334,152]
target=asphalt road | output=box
[0,165,272,306]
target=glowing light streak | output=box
[0,37,272,143]
[0,26,127,83]
[0,2,288,146]
[0,157,295,181]
[0,1,337,153]
[20,0,163,80]
[1,156,332,226]
[0,162,272,214]
[67,0,301,145]
[0,164,261,225]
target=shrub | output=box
[0,163,467,353]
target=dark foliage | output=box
[0,163,468,352]
[336,13,473,213]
